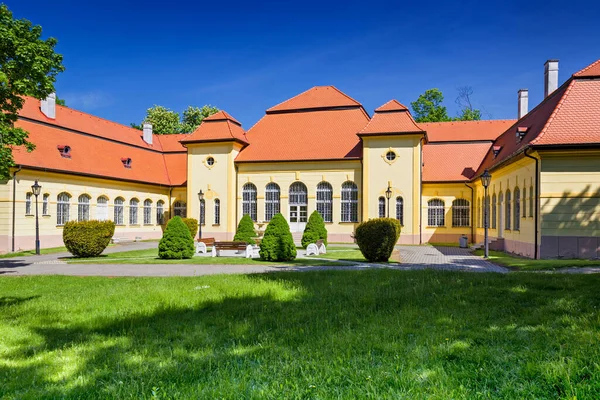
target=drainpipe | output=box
[11,165,22,252]
[524,147,540,259]
[464,182,474,243]
[168,187,173,219]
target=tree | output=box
[0,4,64,180]
[181,105,219,133]
[233,214,257,244]
[455,86,482,121]
[158,216,195,259]
[301,210,328,248]
[410,88,451,123]
[55,95,66,106]
[259,213,296,261]
[130,104,220,134]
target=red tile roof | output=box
[180,110,248,145]
[374,99,408,112]
[423,142,492,182]
[155,134,189,152]
[420,120,516,142]
[573,59,600,77]
[266,86,362,113]
[359,100,423,136]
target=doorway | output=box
[289,182,308,232]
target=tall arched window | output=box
[341,181,358,222]
[57,192,71,226]
[396,196,404,225]
[25,192,32,215]
[214,199,221,225]
[522,187,527,220]
[42,193,49,215]
[114,197,124,225]
[428,199,445,227]
[200,199,205,225]
[156,200,164,225]
[78,194,91,221]
[529,186,534,217]
[378,197,385,218]
[452,199,470,227]
[265,183,280,222]
[173,201,186,218]
[491,193,497,229]
[129,198,139,224]
[505,190,511,230]
[316,182,333,222]
[242,183,257,221]
[485,195,490,228]
[514,187,520,231]
[144,199,152,224]
[97,196,108,221]
[475,197,480,228]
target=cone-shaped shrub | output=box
[354,218,401,262]
[181,217,198,238]
[233,214,257,244]
[63,220,115,257]
[158,216,195,259]
[301,210,328,248]
[259,213,296,261]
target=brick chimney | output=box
[40,93,56,119]
[143,123,153,145]
[518,89,528,119]
[544,59,559,98]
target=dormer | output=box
[121,157,132,168]
[516,126,529,142]
[57,145,71,158]
[492,145,502,158]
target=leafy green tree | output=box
[181,105,219,133]
[0,4,64,180]
[410,88,450,123]
[301,210,328,248]
[56,95,66,106]
[130,104,219,134]
[158,216,195,259]
[259,213,296,261]
[233,214,257,244]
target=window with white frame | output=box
[173,201,186,218]
[114,197,124,225]
[25,192,32,215]
[200,199,205,225]
[214,199,220,225]
[491,193,497,229]
[97,196,108,221]
[378,197,385,218]
[265,183,280,221]
[156,200,164,225]
[57,192,70,226]
[341,181,358,222]
[529,186,534,217]
[427,199,445,227]
[144,199,152,224]
[316,182,332,222]
[129,199,139,224]
[452,199,470,227]
[522,187,527,219]
[78,194,91,221]
[485,195,490,228]
[514,187,520,231]
[242,183,257,221]
[396,196,404,225]
[42,193,49,215]
[505,190,511,230]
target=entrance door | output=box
[289,182,308,233]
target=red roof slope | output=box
[420,120,515,142]
[267,86,362,113]
[374,99,408,112]
[180,110,248,145]
[423,142,492,182]
[155,134,188,152]
[573,59,600,77]
[359,100,423,136]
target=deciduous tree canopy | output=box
[411,87,483,123]
[131,104,219,134]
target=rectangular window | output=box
[129,205,138,224]
[114,201,124,225]
[25,193,32,215]
[156,202,164,225]
[341,183,358,222]
[214,199,220,225]
[427,200,445,227]
[144,202,152,224]
[42,194,49,215]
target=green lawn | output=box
[0,246,68,258]
[473,250,600,271]
[2,272,600,399]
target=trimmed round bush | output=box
[158,216,195,259]
[233,214,257,244]
[301,210,328,248]
[354,218,401,262]
[181,217,198,239]
[63,220,115,258]
[259,213,296,261]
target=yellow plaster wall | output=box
[421,183,472,244]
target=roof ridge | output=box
[573,59,600,77]
[530,80,575,145]
[328,85,362,106]
[266,86,317,112]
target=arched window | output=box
[485,195,490,228]
[156,200,165,225]
[242,183,257,221]
[396,196,404,225]
[491,193,497,229]
[316,182,333,222]
[173,201,186,218]
[289,182,308,205]
[378,196,385,218]
[199,199,205,225]
[114,197,124,225]
[514,187,520,231]
[214,199,220,225]
[452,199,470,227]
[475,197,480,228]
[522,187,527,220]
[143,199,152,224]
[57,192,71,226]
[529,186,534,217]
[341,181,358,222]
[129,198,139,224]
[265,183,280,222]
[289,182,308,225]
[97,196,108,221]
[25,192,32,215]
[42,193,49,215]
[428,199,445,227]
[78,194,91,221]
[505,190,511,230]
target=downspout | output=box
[464,182,474,243]
[524,147,540,259]
[168,187,173,219]
[11,165,22,252]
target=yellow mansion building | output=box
[2,59,599,259]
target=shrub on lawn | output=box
[158,216,195,259]
[301,210,328,248]
[63,220,115,258]
[354,218,401,262]
[259,213,296,261]
[181,217,198,239]
[233,214,257,244]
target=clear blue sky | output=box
[8,0,600,129]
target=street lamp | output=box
[480,169,492,258]
[197,190,204,240]
[385,183,392,218]
[31,180,41,255]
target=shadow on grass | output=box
[0,295,40,308]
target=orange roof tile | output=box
[204,110,242,125]
[180,110,248,145]
[420,120,516,142]
[423,142,492,182]
[154,134,188,152]
[359,100,423,136]
[573,59,600,77]
[374,99,408,112]
[267,86,362,113]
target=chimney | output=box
[143,123,153,145]
[544,59,559,97]
[518,89,528,119]
[40,93,56,119]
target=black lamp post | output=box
[31,180,41,255]
[385,183,392,218]
[197,190,204,240]
[480,170,492,258]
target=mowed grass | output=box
[0,246,68,259]
[1,271,600,399]
[473,249,600,271]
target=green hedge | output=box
[181,218,198,239]
[259,213,296,261]
[63,220,115,258]
[354,218,401,262]
[301,210,328,248]
[158,216,195,259]
[233,214,257,244]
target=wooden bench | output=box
[212,241,254,258]
[195,237,215,254]
[306,239,327,256]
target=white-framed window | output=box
[144,199,152,224]
[378,196,385,218]
[265,183,280,222]
[129,198,139,224]
[341,181,358,222]
[316,182,332,222]
[97,196,108,221]
[78,194,91,221]
[427,199,445,227]
[156,200,165,225]
[505,190,511,230]
[57,192,71,226]
[514,187,520,231]
[452,199,470,227]
[25,192,32,215]
[42,193,49,215]
[214,199,220,225]
[200,199,205,225]
[173,201,186,218]
[114,197,124,225]
[491,193,497,229]
[522,187,527,220]
[485,195,490,228]
[242,183,257,221]
[529,186,534,217]
[396,196,404,225]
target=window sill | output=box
[212,224,220,227]
[143,224,153,226]
[339,221,358,224]
[129,224,140,227]
[115,224,126,227]
[42,214,51,217]
[25,214,34,217]
[427,226,446,228]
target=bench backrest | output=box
[214,241,248,250]
[198,237,215,245]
